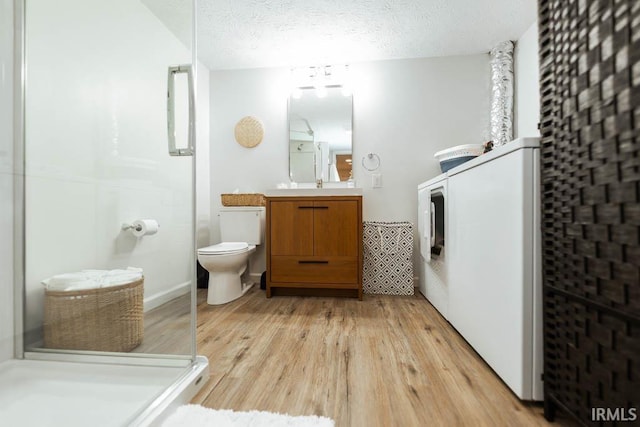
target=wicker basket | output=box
[43,278,144,352]
[221,193,266,207]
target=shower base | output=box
[0,355,208,426]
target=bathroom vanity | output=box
[265,190,363,299]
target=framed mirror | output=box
[288,86,353,184]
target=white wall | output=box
[0,0,14,361]
[350,57,490,221]
[209,67,289,275]
[23,0,206,344]
[514,21,541,138]
[209,55,490,274]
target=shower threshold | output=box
[0,355,208,427]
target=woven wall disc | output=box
[234,116,264,148]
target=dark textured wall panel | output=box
[539,0,640,424]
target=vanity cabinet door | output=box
[313,201,359,257]
[269,200,314,256]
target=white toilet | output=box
[198,207,265,305]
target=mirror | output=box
[288,87,353,184]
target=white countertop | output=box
[265,187,363,197]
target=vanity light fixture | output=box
[313,65,328,98]
[290,64,351,98]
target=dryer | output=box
[417,174,448,319]
[417,138,542,401]
[447,137,543,400]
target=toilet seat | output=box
[198,242,249,255]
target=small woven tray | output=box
[221,193,266,207]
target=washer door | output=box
[418,187,432,261]
[430,189,445,256]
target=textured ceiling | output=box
[144,0,537,70]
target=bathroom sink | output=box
[265,188,363,197]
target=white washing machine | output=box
[417,173,448,319]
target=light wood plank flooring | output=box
[192,287,577,427]
[132,294,191,354]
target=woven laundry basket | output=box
[221,193,266,207]
[43,278,144,352]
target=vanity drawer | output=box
[270,257,358,284]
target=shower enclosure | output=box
[1,0,208,425]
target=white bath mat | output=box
[162,404,335,427]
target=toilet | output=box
[198,207,265,305]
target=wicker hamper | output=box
[220,193,265,207]
[43,278,144,352]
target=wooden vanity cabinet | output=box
[266,196,363,299]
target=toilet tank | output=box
[219,207,265,245]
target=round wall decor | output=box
[234,116,264,148]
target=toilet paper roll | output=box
[132,219,159,237]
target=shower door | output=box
[21,0,197,359]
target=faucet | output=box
[316,178,323,189]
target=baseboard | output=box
[249,272,262,283]
[414,276,419,288]
[144,281,191,312]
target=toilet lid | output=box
[198,242,249,255]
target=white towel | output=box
[101,271,142,286]
[42,273,96,291]
[42,268,143,291]
[42,275,99,291]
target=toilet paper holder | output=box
[121,219,160,237]
[121,223,143,232]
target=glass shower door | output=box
[23,0,196,359]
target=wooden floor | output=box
[133,294,191,355]
[192,287,577,427]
